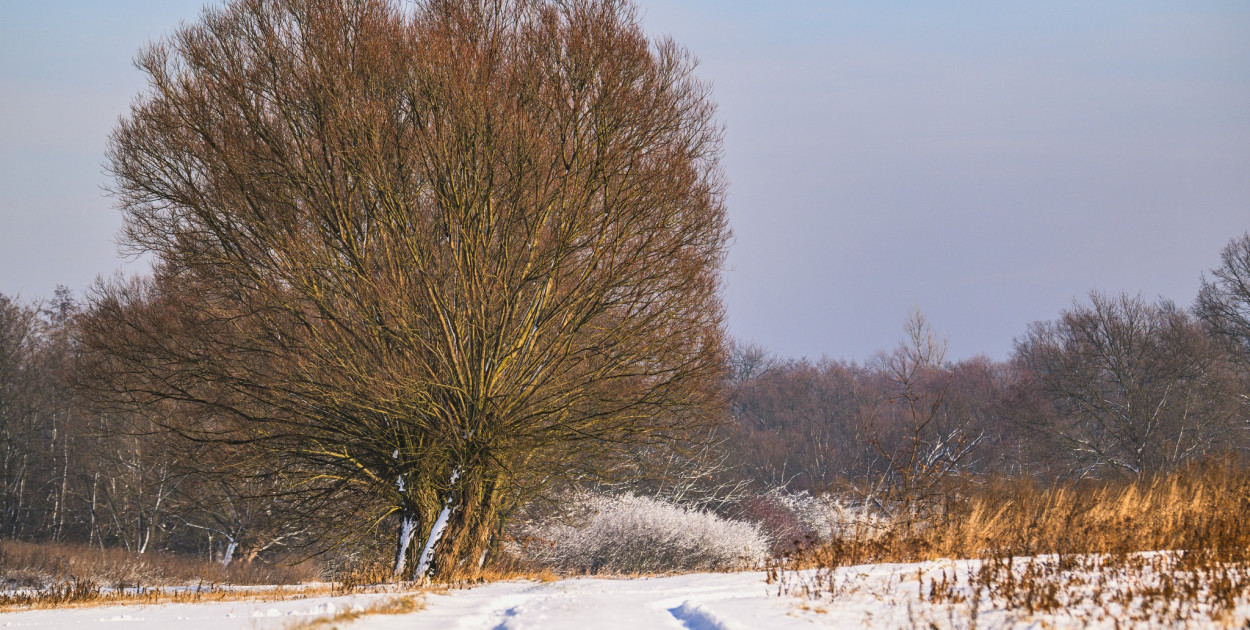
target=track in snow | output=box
[350,572,791,630]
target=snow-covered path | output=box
[354,572,812,630]
[344,561,1250,629]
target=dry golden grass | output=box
[328,562,400,595]
[774,458,1250,568]
[284,594,425,630]
[0,539,319,589]
[0,533,590,621]
[770,458,1250,625]
[0,539,562,613]
[0,581,339,613]
[471,565,561,584]
[0,539,339,612]
[919,551,1250,626]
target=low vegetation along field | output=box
[768,460,1250,628]
[2,461,1248,628]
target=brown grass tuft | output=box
[284,594,424,629]
[329,562,400,595]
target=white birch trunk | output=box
[221,538,238,566]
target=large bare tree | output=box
[87,0,729,579]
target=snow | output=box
[351,572,788,630]
[0,592,390,629]
[3,559,1247,628]
[341,560,1250,629]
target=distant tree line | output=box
[4,234,1247,566]
[0,287,310,564]
[724,234,1250,493]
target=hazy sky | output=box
[2,1,1248,361]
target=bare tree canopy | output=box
[86,0,729,579]
[1198,233,1250,364]
[1016,292,1240,478]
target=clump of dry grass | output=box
[770,458,1250,625]
[0,578,104,609]
[774,458,1250,568]
[285,594,424,629]
[0,539,327,611]
[932,460,1250,562]
[329,562,403,595]
[473,563,561,584]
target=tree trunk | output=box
[415,499,456,578]
[392,512,419,578]
[56,423,69,541]
[428,468,506,581]
[413,468,465,579]
[221,538,238,566]
[88,472,100,549]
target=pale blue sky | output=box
[2,1,1248,361]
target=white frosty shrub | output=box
[781,491,885,539]
[514,493,767,574]
[739,490,888,552]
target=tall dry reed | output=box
[770,459,1250,626]
[776,458,1250,569]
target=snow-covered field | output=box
[3,559,1248,629]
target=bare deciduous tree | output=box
[1197,233,1250,421]
[867,309,982,524]
[0,289,88,543]
[1197,233,1250,362]
[88,0,728,579]
[0,293,40,539]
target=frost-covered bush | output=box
[513,493,767,574]
[784,492,884,538]
[737,490,886,553]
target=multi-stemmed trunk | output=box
[426,469,504,581]
[392,464,506,582]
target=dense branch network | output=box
[83,0,729,579]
